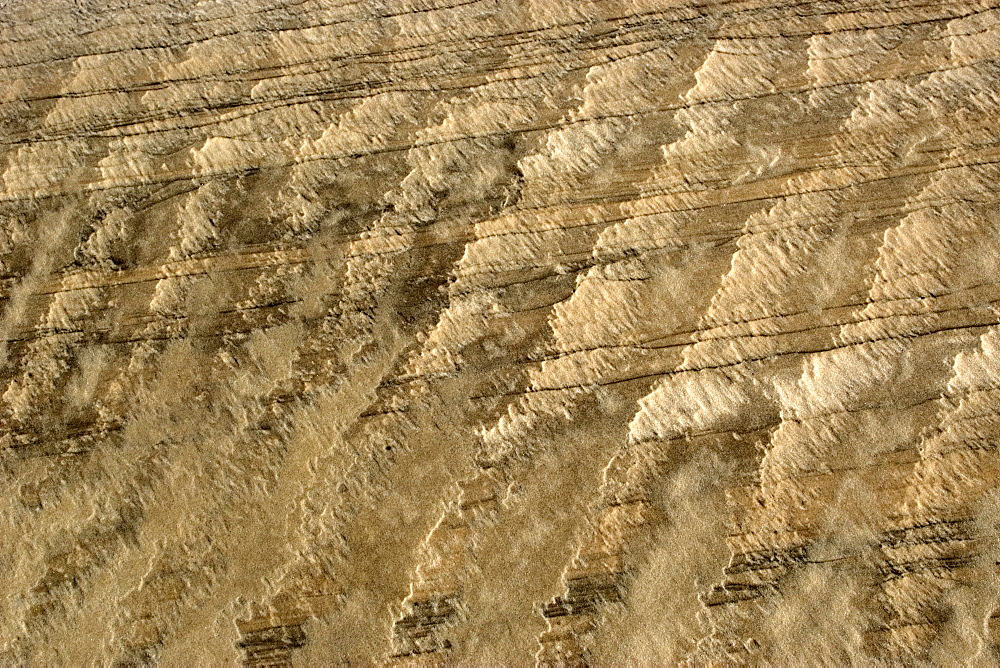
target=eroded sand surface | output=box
[3,0,1000,664]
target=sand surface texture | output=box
[3,0,1000,665]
